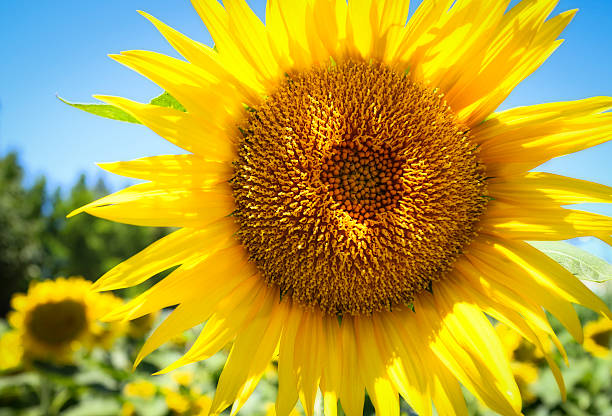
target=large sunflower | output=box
[71,1,612,415]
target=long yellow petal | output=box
[211,289,286,415]
[158,275,266,374]
[354,316,399,416]
[455,8,576,126]
[294,309,325,416]
[414,290,521,416]
[456,255,569,360]
[109,51,243,124]
[446,275,567,398]
[474,97,612,177]
[138,10,262,101]
[482,202,612,240]
[223,0,282,82]
[94,95,237,161]
[275,303,303,416]
[320,317,342,416]
[430,358,468,416]
[98,155,233,188]
[476,237,612,324]
[103,245,253,322]
[488,172,612,205]
[374,312,432,416]
[92,218,237,291]
[338,320,365,416]
[68,182,235,228]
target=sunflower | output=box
[162,386,212,416]
[583,317,612,358]
[8,277,123,361]
[70,1,612,415]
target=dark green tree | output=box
[0,153,45,316]
[41,174,170,284]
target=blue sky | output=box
[1,1,611,205]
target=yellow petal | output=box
[294,309,325,416]
[446,276,567,399]
[414,290,521,415]
[211,289,286,415]
[488,172,612,206]
[430,358,468,416]
[223,0,282,82]
[94,95,237,161]
[320,317,343,416]
[138,10,262,101]
[109,51,243,123]
[337,320,365,416]
[482,202,612,241]
[275,304,303,416]
[98,155,233,188]
[158,275,265,373]
[456,255,569,361]
[353,316,399,416]
[103,245,253,322]
[476,237,612,325]
[474,97,612,177]
[68,182,235,228]
[455,8,576,126]
[92,218,237,291]
[374,312,432,416]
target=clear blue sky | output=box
[1,1,611,200]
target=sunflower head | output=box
[124,379,158,399]
[162,386,211,416]
[8,277,123,360]
[233,59,487,315]
[70,0,612,415]
[583,317,612,358]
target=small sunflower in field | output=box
[583,317,612,358]
[72,0,612,415]
[162,386,212,416]
[8,277,123,361]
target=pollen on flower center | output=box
[232,60,488,315]
[320,140,404,222]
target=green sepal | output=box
[58,92,185,124]
[529,241,612,283]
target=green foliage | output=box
[57,97,140,124]
[0,154,46,316]
[58,92,185,124]
[149,92,186,112]
[529,241,612,282]
[40,175,170,285]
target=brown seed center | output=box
[231,60,488,315]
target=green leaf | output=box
[528,241,612,282]
[58,97,140,124]
[149,91,186,112]
[59,92,185,124]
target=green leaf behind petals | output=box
[58,92,185,124]
[529,241,612,283]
